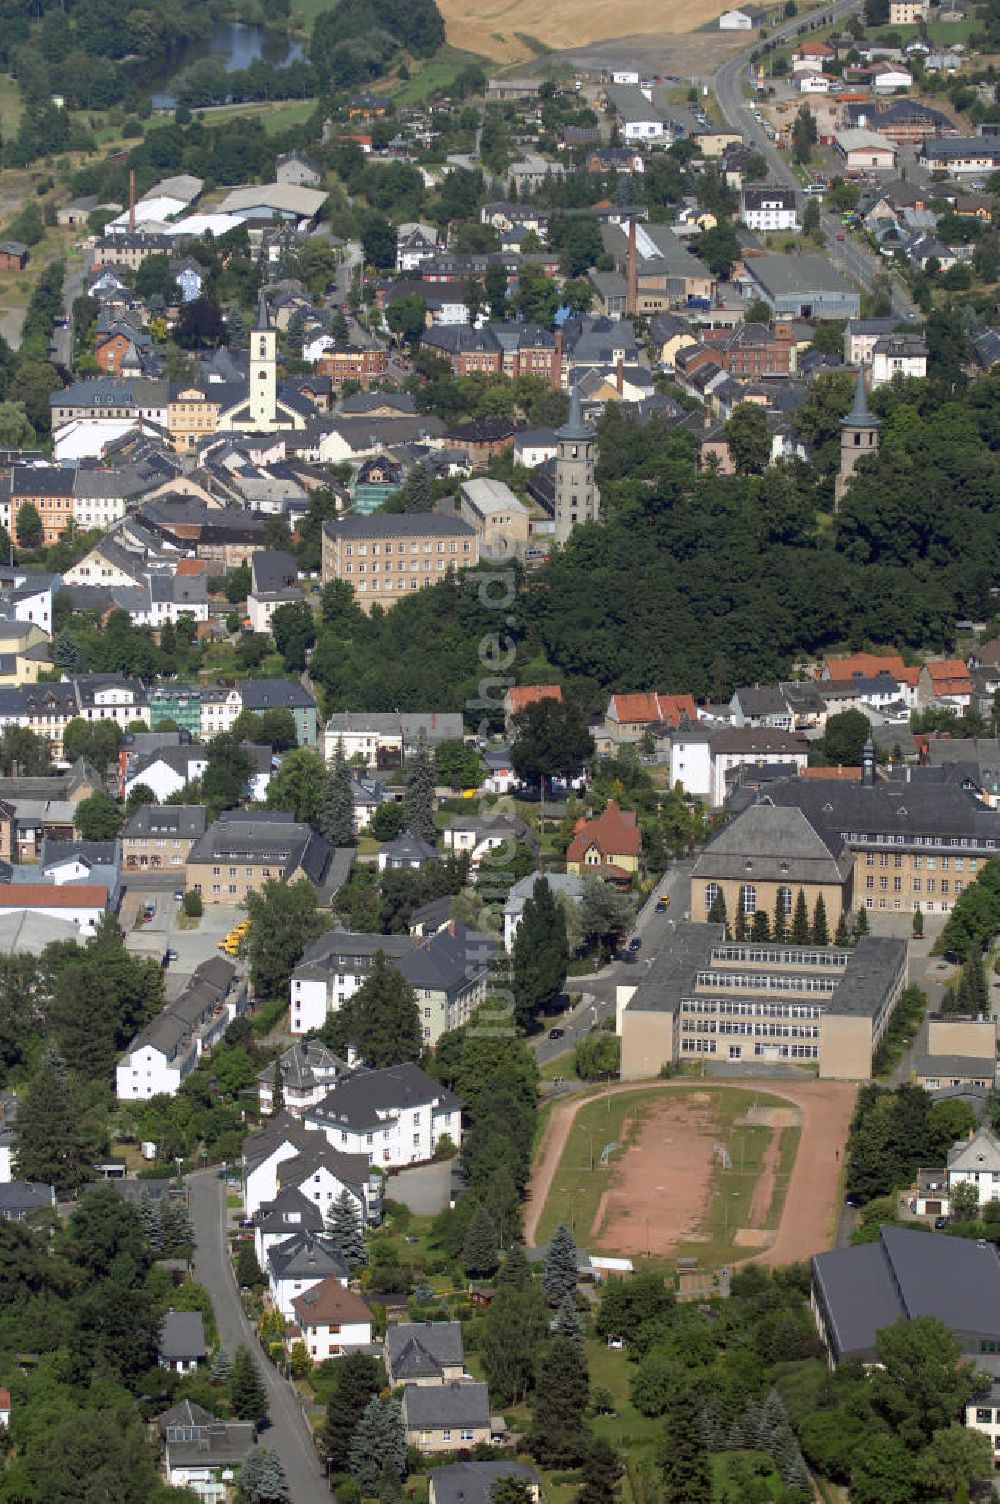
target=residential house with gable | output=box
[565,801,641,883]
[303,1062,463,1167]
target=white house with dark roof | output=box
[157,1399,256,1497]
[377,831,438,872]
[116,956,239,1100]
[242,1111,313,1214]
[430,1463,540,1504]
[947,1125,1000,1208]
[275,1136,382,1225]
[256,1039,349,1117]
[267,1229,348,1317]
[304,1062,463,1166]
[158,1309,206,1373]
[253,1184,325,1264]
[402,1382,493,1454]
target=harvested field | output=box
[437,5,751,66]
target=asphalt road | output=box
[188,1170,330,1504]
[712,0,919,323]
[532,860,693,1067]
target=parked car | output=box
[548,1027,565,1040]
[655,902,668,913]
[629,937,641,951]
[933,1215,948,1229]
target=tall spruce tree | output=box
[750,909,770,942]
[463,1203,499,1277]
[552,1292,584,1345]
[542,1222,580,1307]
[791,888,811,944]
[853,906,869,939]
[497,1242,531,1288]
[661,1394,712,1504]
[403,731,437,845]
[329,951,422,1067]
[229,1344,268,1424]
[512,876,569,1031]
[237,1447,290,1503]
[322,1352,381,1471]
[576,1438,623,1504]
[528,1336,590,1466]
[772,891,788,945]
[706,888,728,934]
[52,626,81,672]
[812,894,829,946]
[834,909,850,947]
[733,909,748,941]
[349,1395,406,1492]
[321,741,356,847]
[13,1043,91,1191]
[326,1189,368,1271]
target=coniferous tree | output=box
[52,626,81,672]
[349,1395,406,1493]
[479,1282,550,1403]
[497,1242,531,1288]
[756,1388,787,1451]
[733,909,749,942]
[237,1446,290,1503]
[552,1292,584,1345]
[379,1462,403,1504]
[834,909,850,947]
[812,894,829,946]
[576,1438,623,1504]
[211,1348,231,1383]
[700,1395,726,1450]
[326,951,421,1068]
[322,1352,381,1472]
[706,888,728,934]
[791,888,811,945]
[750,909,770,942]
[542,1222,580,1307]
[726,1418,744,1449]
[270,1056,284,1116]
[326,1189,368,1271]
[463,1203,499,1277]
[159,1196,193,1255]
[403,731,437,845]
[528,1336,590,1466]
[512,876,569,1031]
[321,741,356,847]
[661,1395,712,1504]
[13,1043,91,1191]
[229,1344,268,1424]
[771,892,788,945]
[853,906,869,939]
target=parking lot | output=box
[120,881,243,992]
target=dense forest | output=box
[303,370,1000,718]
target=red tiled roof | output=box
[507,684,563,713]
[822,651,906,681]
[566,800,641,864]
[609,692,697,728]
[0,884,107,908]
[175,558,207,576]
[927,658,971,689]
[801,766,862,780]
[291,1277,372,1329]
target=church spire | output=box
[255,288,270,331]
[842,366,880,430]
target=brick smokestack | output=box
[626,217,638,317]
[616,356,624,396]
[551,328,562,390]
[129,169,136,234]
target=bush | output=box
[183,889,203,918]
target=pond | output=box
[144,21,305,109]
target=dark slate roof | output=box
[306,1063,462,1134]
[388,1320,464,1376]
[277,1139,372,1194]
[693,803,852,882]
[254,1185,325,1236]
[242,1110,313,1173]
[760,774,1000,845]
[429,1463,540,1504]
[238,677,315,712]
[403,1381,490,1429]
[122,804,206,840]
[159,1309,206,1360]
[267,1230,349,1281]
[188,811,330,885]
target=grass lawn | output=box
[872,17,978,43]
[390,48,487,105]
[0,76,22,138]
[533,1085,793,1267]
[190,99,318,135]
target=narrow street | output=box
[187,1169,330,1504]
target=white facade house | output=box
[199,686,243,739]
[741,186,799,233]
[798,73,832,94]
[870,335,928,388]
[874,65,913,91]
[292,1277,373,1361]
[669,727,713,799]
[503,870,586,951]
[115,958,238,1101]
[611,69,640,84]
[268,1231,349,1319]
[966,1381,1000,1469]
[304,1063,463,1168]
[244,1120,313,1217]
[0,883,107,939]
[709,730,809,807]
[124,749,208,803]
[947,1127,1000,1208]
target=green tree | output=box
[260,708,299,752]
[403,731,437,845]
[15,500,43,549]
[529,1336,590,1465]
[326,1189,368,1272]
[512,876,568,1031]
[321,742,357,847]
[918,1422,992,1500]
[230,1344,269,1424]
[792,104,818,164]
[707,888,728,932]
[949,1178,980,1222]
[803,197,823,243]
[266,748,326,825]
[326,951,421,1067]
[694,222,740,278]
[849,1432,918,1504]
[183,889,203,918]
[812,894,829,946]
[435,738,484,790]
[491,1480,535,1504]
[510,699,594,795]
[13,1043,91,1190]
[463,1203,499,1277]
[750,909,771,942]
[553,1291,584,1345]
[386,294,428,347]
[543,1222,580,1307]
[323,1352,382,1471]
[790,888,810,945]
[871,1315,979,1447]
[62,716,122,773]
[579,878,633,961]
[660,1394,712,1504]
[245,878,331,1000]
[271,600,316,674]
[725,403,771,476]
[73,790,124,840]
[237,1447,290,1503]
[574,1032,620,1080]
[820,709,870,767]
[349,1395,406,1493]
[52,626,81,672]
[577,1438,623,1504]
[480,1281,549,1402]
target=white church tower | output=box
[250,289,277,431]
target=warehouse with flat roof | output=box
[743,254,861,319]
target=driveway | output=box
[188,1170,330,1503]
[122,886,237,979]
[532,861,694,1067]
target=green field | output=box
[389,46,488,105]
[0,76,22,137]
[534,1085,796,1268]
[871,17,979,43]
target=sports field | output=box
[437,0,743,64]
[527,1079,856,1268]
